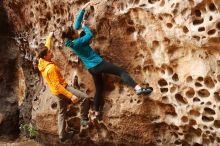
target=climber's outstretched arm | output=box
[45,32,53,50]
[74,2,91,30]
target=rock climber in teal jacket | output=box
[65,13,103,69]
[61,2,153,119]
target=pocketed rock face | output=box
[3,0,220,145]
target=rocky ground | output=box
[1,0,220,145]
[0,136,41,146]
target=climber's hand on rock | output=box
[82,20,87,27]
[49,32,54,37]
[68,0,74,4]
[71,95,79,104]
[82,2,91,10]
[82,20,86,27]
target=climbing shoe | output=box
[136,87,153,95]
[80,119,89,127]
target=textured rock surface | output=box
[0,1,19,138]
[2,0,220,145]
[0,136,42,146]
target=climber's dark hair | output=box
[80,30,85,37]
[38,48,49,59]
[61,26,76,40]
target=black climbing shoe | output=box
[136,87,153,95]
[59,131,74,143]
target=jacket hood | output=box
[38,58,53,72]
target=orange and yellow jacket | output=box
[37,34,73,99]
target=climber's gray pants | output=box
[56,85,91,139]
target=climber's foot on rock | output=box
[80,118,89,127]
[136,87,153,95]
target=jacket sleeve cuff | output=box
[65,91,73,99]
[80,9,85,13]
[57,85,73,99]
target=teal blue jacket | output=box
[65,9,103,69]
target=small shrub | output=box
[19,123,38,138]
